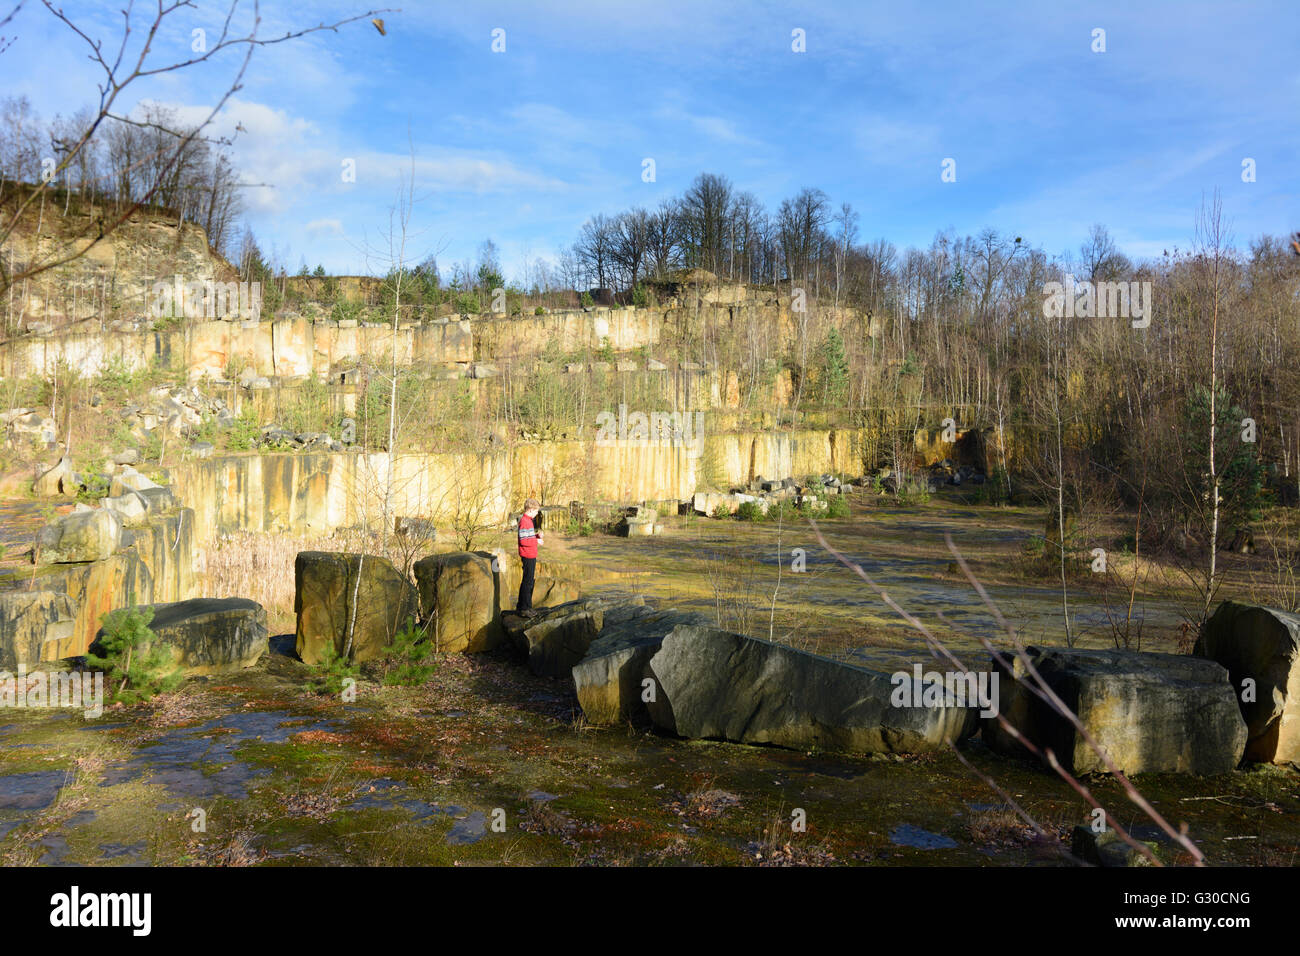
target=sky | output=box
[3,0,1298,280]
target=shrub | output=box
[735,501,765,522]
[330,297,362,324]
[766,499,798,523]
[711,503,731,519]
[226,408,261,451]
[312,639,360,695]
[824,494,850,519]
[534,306,546,315]
[76,471,110,504]
[565,515,595,536]
[86,605,182,704]
[379,618,437,686]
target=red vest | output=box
[518,513,539,558]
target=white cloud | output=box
[305,218,345,236]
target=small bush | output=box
[226,409,261,451]
[565,515,595,536]
[313,639,360,696]
[735,501,766,522]
[380,618,437,686]
[711,503,731,519]
[76,472,110,504]
[86,605,182,705]
[824,495,850,519]
[766,499,798,523]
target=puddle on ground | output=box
[446,811,486,845]
[96,711,342,801]
[890,823,959,849]
[0,770,71,810]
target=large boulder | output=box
[33,457,76,497]
[0,591,78,669]
[646,626,978,754]
[36,509,123,563]
[1196,601,1300,764]
[507,596,645,677]
[109,467,160,498]
[413,551,504,653]
[985,646,1246,775]
[133,598,267,676]
[100,492,149,527]
[572,604,705,724]
[295,551,419,665]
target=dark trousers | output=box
[517,556,536,612]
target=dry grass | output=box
[200,530,343,629]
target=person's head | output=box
[524,498,540,516]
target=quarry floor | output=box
[0,490,1296,866]
[0,645,1297,867]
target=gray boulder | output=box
[509,596,644,678]
[572,604,705,725]
[646,626,978,754]
[985,645,1246,775]
[135,597,268,676]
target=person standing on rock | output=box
[517,498,543,617]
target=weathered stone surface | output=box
[502,595,644,677]
[134,486,177,515]
[109,467,160,497]
[618,516,655,536]
[985,646,1246,775]
[573,603,703,725]
[101,492,149,527]
[1196,601,1300,764]
[37,509,123,563]
[33,457,76,497]
[294,551,419,664]
[646,626,977,753]
[0,591,78,669]
[412,551,503,653]
[133,597,267,675]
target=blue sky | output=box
[6,0,1298,279]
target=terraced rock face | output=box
[986,646,1247,775]
[1196,601,1300,765]
[0,591,77,669]
[645,625,979,754]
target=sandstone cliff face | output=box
[2,203,234,332]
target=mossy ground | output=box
[0,643,1296,867]
[0,490,1295,866]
